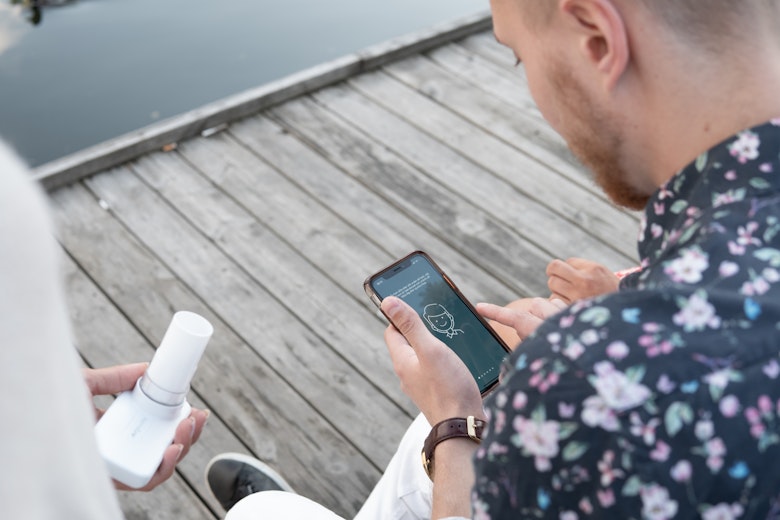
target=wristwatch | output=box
[422,416,486,480]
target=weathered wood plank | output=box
[129,147,416,417]
[385,49,624,208]
[52,182,386,517]
[226,115,517,306]
[77,165,409,474]
[269,95,553,297]
[314,79,629,270]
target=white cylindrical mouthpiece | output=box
[142,311,213,406]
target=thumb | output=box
[381,297,429,351]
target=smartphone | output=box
[364,251,510,396]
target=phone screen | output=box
[366,251,509,395]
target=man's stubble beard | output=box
[549,64,651,211]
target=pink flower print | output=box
[657,374,676,393]
[763,268,780,282]
[763,359,780,379]
[539,371,559,393]
[653,202,665,215]
[750,422,766,439]
[643,322,661,333]
[673,292,721,332]
[579,497,593,515]
[706,437,726,471]
[651,223,664,239]
[760,162,773,173]
[630,412,660,445]
[560,512,578,520]
[718,261,739,278]
[606,341,630,360]
[657,186,674,200]
[664,247,709,284]
[758,395,773,414]
[713,189,746,208]
[473,499,490,520]
[598,450,625,486]
[702,502,744,520]
[728,241,746,256]
[558,402,576,418]
[591,362,652,411]
[725,170,737,181]
[560,314,576,328]
[650,440,671,462]
[670,460,692,482]
[744,406,761,424]
[494,410,506,434]
[719,395,740,418]
[752,277,771,295]
[597,488,616,508]
[513,415,561,472]
[640,484,679,520]
[737,222,761,247]
[728,130,760,163]
[580,329,600,346]
[563,341,585,361]
[581,395,620,431]
[487,442,509,458]
[513,391,528,410]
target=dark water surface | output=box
[0,0,485,167]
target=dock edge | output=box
[32,10,492,191]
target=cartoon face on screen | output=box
[423,303,464,339]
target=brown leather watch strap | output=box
[422,416,486,480]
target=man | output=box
[208,0,780,518]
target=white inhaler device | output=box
[94,311,213,488]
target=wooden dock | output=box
[41,16,640,519]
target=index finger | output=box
[476,302,544,339]
[83,363,147,396]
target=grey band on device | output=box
[421,416,486,480]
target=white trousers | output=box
[225,414,432,520]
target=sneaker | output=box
[205,452,295,512]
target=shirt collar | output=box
[636,119,780,266]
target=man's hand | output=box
[83,363,209,491]
[546,258,619,304]
[383,296,481,519]
[477,297,567,346]
[382,297,485,425]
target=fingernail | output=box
[189,417,197,440]
[202,409,211,425]
[175,444,185,461]
[383,296,400,314]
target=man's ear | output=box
[559,0,629,92]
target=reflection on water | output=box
[0,0,485,167]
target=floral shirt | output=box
[473,119,780,520]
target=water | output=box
[0,0,486,167]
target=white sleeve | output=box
[0,141,123,519]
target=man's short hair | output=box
[521,0,778,53]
